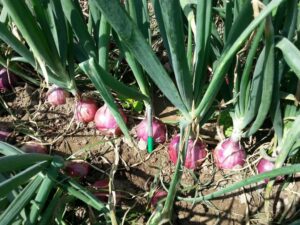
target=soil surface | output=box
[1,83,300,225]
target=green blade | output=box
[2,0,76,92]
[0,22,35,65]
[2,0,67,79]
[79,57,149,102]
[241,49,265,128]
[270,58,284,143]
[193,0,212,105]
[151,0,171,67]
[64,179,108,212]
[159,0,193,110]
[137,0,151,43]
[194,0,287,119]
[275,115,300,168]
[0,176,43,225]
[179,163,300,203]
[245,17,275,137]
[238,24,264,115]
[60,0,97,59]
[30,0,59,60]
[0,56,40,86]
[38,189,63,225]
[0,5,8,23]
[29,157,63,224]
[47,0,69,66]
[98,15,111,70]
[93,0,191,120]
[0,142,24,156]
[0,154,52,173]
[0,161,50,198]
[276,37,300,80]
[112,29,150,98]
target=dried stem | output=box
[108,138,121,225]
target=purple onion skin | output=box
[94,104,127,135]
[257,159,274,174]
[257,158,278,183]
[0,130,10,141]
[213,138,246,169]
[47,86,69,106]
[93,179,109,202]
[168,135,207,169]
[136,118,166,143]
[93,179,109,189]
[151,190,168,207]
[65,162,90,179]
[0,68,17,90]
[75,98,98,123]
[21,143,48,154]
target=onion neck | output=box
[231,119,243,142]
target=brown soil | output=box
[1,83,300,225]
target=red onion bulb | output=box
[75,98,98,123]
[136,118,166,143]
[257,158,278,183]
[213,138,246,169]
[168,135,207,169]
[257,158,275,174]
[93,179,109,202]
[21,143,48,154]
[47,86,69,106]
[94,104,127,135]
[93,179,109,189]
[0,68,17,90]
[0,130,11,142]
[150,190,168,207]
[92,179,122,203]
[65,161,90,179]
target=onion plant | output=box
[120,0,156,152]
[0,141,109,225]
[93,0,290,223]
[0,0,150,141]
[1,0,300,223]
[0,0,78,95]
[59,0,153,141]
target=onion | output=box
[94,104,127,135]
[64,161,90,179]
[168,135,207,169]
[0,130,11,142]
[92,179,122,203]
[257,158,278,183]
[150,190,168,207]
[75,98,98,123]
[93,179,109,189]
[93,179,109,202]
[136,118,166,143]
[21,142,48,154]
[257,158,274,174]
[0,68,17,90]
[213,138,246,169]
[47,85,69,106]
